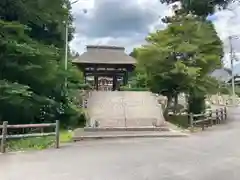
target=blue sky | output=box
[70,0,240,67]
[207,14,218,21]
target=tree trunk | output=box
[164,95,172,117]
[188,93,206,114]
[173,93,178,114]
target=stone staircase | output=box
[86,91,165,128]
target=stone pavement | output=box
[1,107,240,180]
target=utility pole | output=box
[64,0,79,88]
[64,18,69,88]
[229,36,236,105]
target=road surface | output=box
[1,107,240,180]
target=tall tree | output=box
[0,0,83,127]
[137,14,223,114]
[152,0,228,114]
[0,0,74,47]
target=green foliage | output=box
[157,0,227,114]
[160,0,233,17]
[188,93,206,114]
[128,70,148,88]
[129,48,139,58]
[191,76,220,96]
[78,83,93,90]
[220,86,231,94]
[219,84,240,96]
[59,130,73,143]
[0,0,74,47]
[187,76,221,113]
[137,15,222,97]
[136,13,223,114]
[166,115,189,128]
[235,86,240,96]
[7,130,73,151]
[128,49,148,88]
[0,1,84,128]
[7,137,55,151]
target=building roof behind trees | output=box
[72,45,136,65]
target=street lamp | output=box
[64,0,79,87]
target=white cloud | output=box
[212,3,240,68]
[70,0,240,66]
[70,0,169,54]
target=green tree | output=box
[137,14,223,114]
[129,48,139,59]
[0,0,84,127]
[128,49,148,89]
[157,0,228,114]
[160,0,234,17]
[0,0,74,47]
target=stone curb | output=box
[72,132,189,141]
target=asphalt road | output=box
[1,107,240,180]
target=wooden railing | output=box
[189,107,227,130]
[0,120,60,153]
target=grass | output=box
[59,130,73,143]
[166,115,189,129]
[6,130,73,152]
[7,137,55,151]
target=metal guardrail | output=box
[0,120,60,153]
[189,107,227,130]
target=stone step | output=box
[72,130,189,141]
[84,126,170,132]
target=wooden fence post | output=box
[209,110,213,126]
[189,113,194,131]
[224,107,227,120]
[220,108,224,123]
[1,121,8,153]
[55,120,60,149]
[216,109,219,124]
[202,116,205,131]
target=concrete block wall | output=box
[87,91,165,128]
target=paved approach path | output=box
[1,107,240,180]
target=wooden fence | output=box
[0,120,60,153]
[189,107,227,130]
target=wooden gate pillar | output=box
[94,75,99,90]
